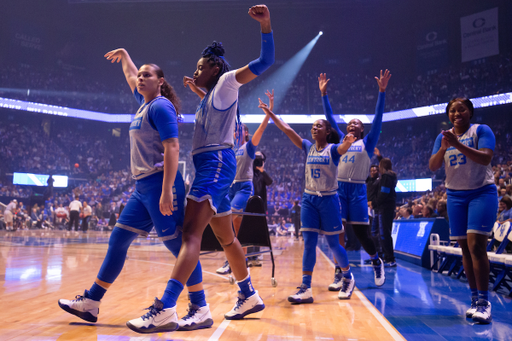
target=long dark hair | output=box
[320,119,340,144]
[446,97,474,119]
[202,41,231,87]
[145,63,181,119]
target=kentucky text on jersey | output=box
[447,137,474,151]
[307,155,330,165]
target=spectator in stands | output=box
[497,197,512,224]
[398,205,413,219]
[436,200,449,221]
[421,205,436,218]
[412,202,423,218]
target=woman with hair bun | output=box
[127,4,275,334]
[59,48,210,332]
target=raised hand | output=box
[258,98,271,113]
[344,133,357,144]
[375,69,392,92]
[318,73,330,96]
[104,48,127,63]
[248,5,270,23]
[265,89,274,111]
[374,147,381,157]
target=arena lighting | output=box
[2,91,512,124]
[241,32,323,115]
[319,31,323,35]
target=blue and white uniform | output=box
[300,140,343,235]
[188,71,242,217]
[116,89,184,242]
[323,93,385,225]
[229,140,256,212]
[432,124,498,239]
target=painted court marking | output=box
[319,249,406,341]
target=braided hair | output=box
[201,41,231,87]
[145,63,182,120]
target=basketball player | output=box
[258,96,357,302]
[127,4,274,333]
[429,97,497,324]
[59,48,211,332]
[318,70,391,290]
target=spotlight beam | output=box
[242,32,322,115]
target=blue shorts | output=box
[447,184,498,240]
[300,193,344,235]
[116,171,185,241]
[337,181,369,225]
[229,181,253,212]
[188,149,236,217]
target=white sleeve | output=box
[212,70,242,110]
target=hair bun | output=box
[202,41,225,57]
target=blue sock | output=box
[371,254,381,266]
[477,290,489,303]
[342,269,352,280]
[86,282,107,302]
[470,288,478,300]
[302,274,312,288]
[237,275,256,298]
[189,290,207,307]
[160,279,184,309]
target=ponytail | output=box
[144,63,182,120]
[321,119,340,144]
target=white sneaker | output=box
[288,284,314,304]
[373,258,385,287]
[178,303,214,331]
[126,298,178,334]
[224,291,265,320]
[58,291,100,322]
[472,301,492,324]
[328,268,343,291]
[249,259,262,267]
[338,274,356,300]
[216,260,231,275]
[466,298,478,318]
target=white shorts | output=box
[4,210,13,224]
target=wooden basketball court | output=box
[0,230,406,340]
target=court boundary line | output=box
[319,249,406,341]
[208,319,231,341]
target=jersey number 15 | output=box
[311,169,321,178]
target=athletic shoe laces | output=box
[233,292,248,311]
[141,299,163,321]
[374,263,383,278]
[341,278,352,292]
[182,304,199,320]
[72,295,86,302]
[476,302,489,314]
[296,284,308,295]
